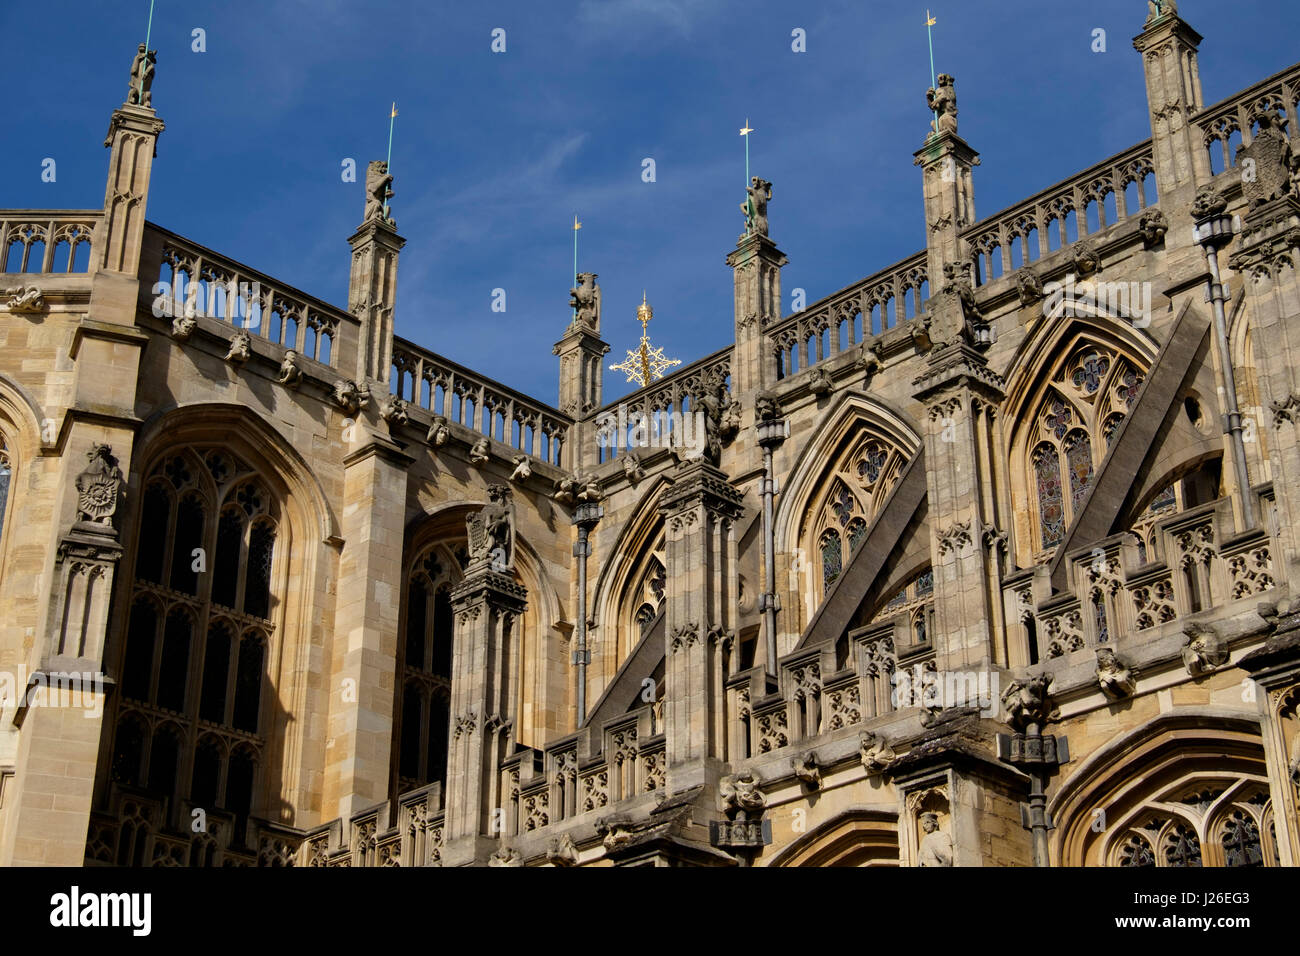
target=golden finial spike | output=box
[609,290,681,387]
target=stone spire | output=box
[914,73,979,297]
[554,271,610,474]
[1133,0,1206,196]
[727,176,787,399]
[348,161,405,388]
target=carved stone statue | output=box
[333,379,363,415]
[225,331,251,365]
[426,415,450,447]
[363,160,395,225]
[1236,112,1300,208]
[278,350,302,388]
[466,484,514,572]
[718,770,766,817]
[917,812,953,867]
[1182,622,1229,675]
[468,437,491,465]
[569,273,600,330]
[1001,673,1059,732]
[1288,730,1300,788]
[926,73,958,136]
[695,372,730,466]
[792,751,822,789]
[859,731,898,774]
[1139,208,1169,248]
[742,177,772,237]
[1095,647,1137,699]
[510,454,532,482]
[75,444,124,526]
[126,43,157,108]
[1146,0,1178,27]
[3,286,45,314]
[930,260,983,348]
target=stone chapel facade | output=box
[2,5,1300,867]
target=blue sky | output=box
[3,0,1298,405]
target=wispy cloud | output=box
[577,0,717,36]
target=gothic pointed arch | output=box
[775,393,922,640]
[766,808,900,867]
[95,405,332,862]
[1002,316,1158,566]
[1051,710,1276,866]
[588,475,671,696]
[0,370,48,596]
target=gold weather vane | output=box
[608,292,681,387]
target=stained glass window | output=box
[1118,368,1143,408]
[0,446,11,545]
[1164,825,1203,867]
[1150,484,1176,512]
[1065,430,1094,513]
[820,530,842,589]
[1221,810,1263,867]
[1072,352,1110,393]
[1034,443,1065,549]
[830,483,855,527]
[916,569,934,596]
[857,443,887,485]
[1117,834,1155,867]
[1092,591,1109,643]
[1044,396,1072,439]
[847,517,867,552]
[1102,412,1125,449]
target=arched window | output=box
[102,446,283,863]
[0,436,11,550]
[808,438,908,605]
[396,546,460,795]
[1024,345,1145,556]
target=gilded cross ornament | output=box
[608,292,681,387]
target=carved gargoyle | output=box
[1139,208,1169,248]
[1015,268,1044,306]
[1191,185,1228,221]
[426,415,450,447]
[487,844,521,867]
[718,770,766,818]
[577,474,603,503]
[126,43,156,108]
[859,731,897,774]
[926,73,958,136]
[1095,647,1137,699]
[363,160,395,225]
[807,367,833,397]
[1071,239,1101,277]
[333,379,363,416]
[792,751,822,790]
[1001,674,1059,733]
[553,474,579,505]
[1182,621,1229,676]
[3,285,45,314]
[741,177,772,237]
[569,273,600,330]
[468,438,491,466]
[224,332,251,365]
[754,391,782,422]
[75,444,124,527]
[510,454,532,483]
[277,349,302,388]
[622,452,644,487]
[546,833,578,867]
[171,314,197,341]
[380,396,408,426]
